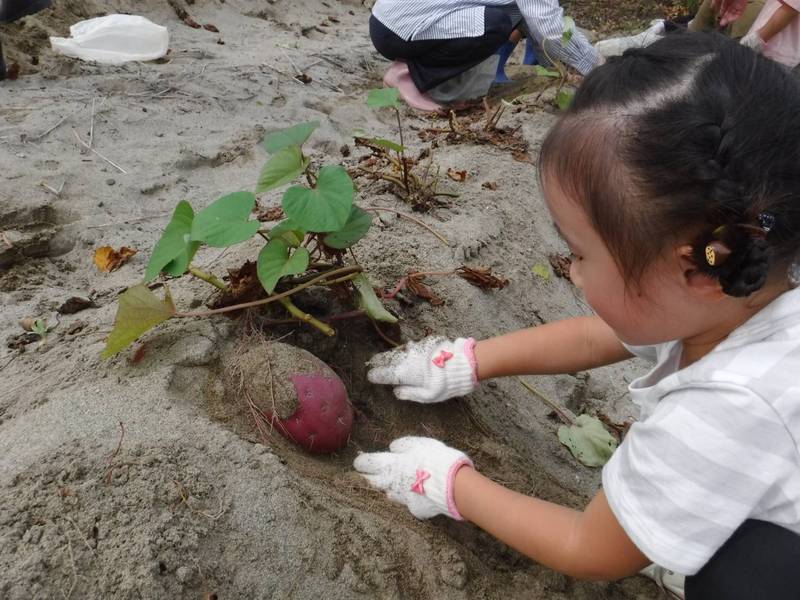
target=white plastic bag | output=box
[50,14,169,65]
[594,20,665,58]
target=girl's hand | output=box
[353,436,474,519]
[366,337,478,403]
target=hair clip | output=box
[705,240,731,267]
[758,211,776,233]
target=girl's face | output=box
[543,177,707,346]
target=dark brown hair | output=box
[539,32,800,296]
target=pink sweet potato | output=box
[271,373,353,454]
[226,342,354,454]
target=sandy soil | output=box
[1,1,659,598]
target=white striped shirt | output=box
[371,0,598,74]
[604,287,800,575]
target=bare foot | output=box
[382,61,443,113]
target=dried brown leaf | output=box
[257,206,285,222]
[94,246,138,272]
[456,265,509,290]
[481,181,498,190]
[406,272,445,306]
[446,168,468,182]
[548,254,572,280]
[203,23,219,32]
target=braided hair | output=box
[539,32,800,297]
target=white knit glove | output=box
[741,31,766,53]
[353,436,474,520]
[366,337,478,403]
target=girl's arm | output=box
[453,467,650,580]
[474,315,633,380]
[757,3,799,42]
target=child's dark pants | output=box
[368,7,516,92]
[686,519,800,599]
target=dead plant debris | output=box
[457,265,509,289]
[94,246,137,272]
[548,253,572,280]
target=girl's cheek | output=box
[569,259,584,288]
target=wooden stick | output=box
[88,97,96,148]
[517,377,575,425]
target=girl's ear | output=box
[677,245,727,300]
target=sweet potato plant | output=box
[102,119,396,358]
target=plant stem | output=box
[394,107,411,194]
[278,297,335,336]
[364,207,449,246]
[188,266,228,291]
[175,265,363,318]
[517,377,575,425]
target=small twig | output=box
[88,97,96,149]
[370,319,401,347]
[176,265,363,318]
[104,421,125,483]
[63,517,97,559]
[72,129,127,174]
[30,115,68,141]
[40,180,65,197]
[261,63,306,87]
[173,481,226,520]
[517,377,574,424]
[364,207,449,245]
[86,212,172,229]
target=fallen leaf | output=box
[94,246,138,272]
[481,181,497,190]
[446,168,468,182]
[31,319,48,337]
[406,272,444,306]
[557,414,618,467]
[456,266,508,290]
[257,206,285,222]
[531,263,551,280]
[548,253,572,280]
[512,150,532,163]
[203,23,219,32]
[58,296,96,314]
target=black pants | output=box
[686,520,800,599]
[369,7,516,92]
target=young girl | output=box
[354,32,800,598]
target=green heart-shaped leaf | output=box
[101,284,176,358]
[352,273,398,323]
[145,201,200,281]
[323,205,373,249]
[268,219,306,247]
[367,87,400,109]
[190,191,260,248]
[256,146,309,193]
[557,414,618,467]
[263,121,320,153]
[282,165,353,232]
[257,239,310,293]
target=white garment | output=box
[603,287,800,575]
[371,0,598,74]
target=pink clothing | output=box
[750,0,800,67]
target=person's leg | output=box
[405,6,515,92]
[688,0,719,31]
[685,520,800,600]
[369,15,444,111]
